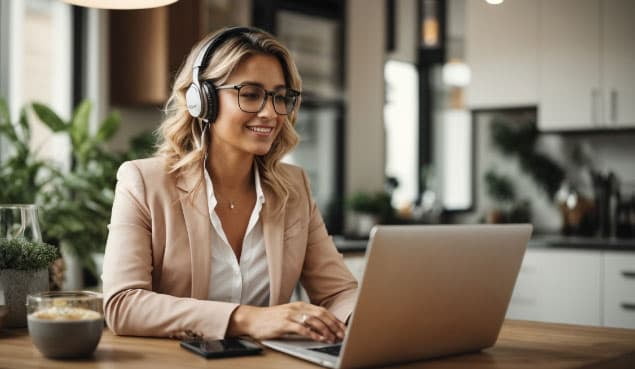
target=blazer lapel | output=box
[176,165,212,300]
[262,187,286,306]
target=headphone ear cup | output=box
[185,83,203,118]
[201,80,219,123]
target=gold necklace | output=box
[216,198,237,210]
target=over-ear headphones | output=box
[185,26,257,123]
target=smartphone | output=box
[180,338,263,358]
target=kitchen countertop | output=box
[334,233,635,253]
[529,234,635,251]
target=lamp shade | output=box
[442,60,471,87]
[62,0,178,9]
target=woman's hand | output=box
[227,302,346,343]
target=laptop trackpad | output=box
[309,344,342,357]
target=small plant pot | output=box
[347,212,379,238]
[0,269,48,328]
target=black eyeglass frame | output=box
[215,83,301,115]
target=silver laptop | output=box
[262,224,532,369]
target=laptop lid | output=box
[337,224,532,369]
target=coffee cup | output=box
[27,291,103,358]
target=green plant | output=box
[0,99,55,203]
[0,238,59,271]
[490,118,564,198]
[31,100,154,275]
[484,169,532,223]
[484,170,516,204]
[346,191,394,222]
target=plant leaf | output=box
[70,100,92,149]
[32,102,67,132]
[18,107,30,143]
[0,98,10,127]
[0,102,18,143]
[95,111,120,142]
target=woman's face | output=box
[210,53,288,157]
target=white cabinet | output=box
[464,0,538,108]
[603,252,635,329]
[602,0,635,128]
[538,0,601,131]
[507,249,602,326]
[538,0,635,130]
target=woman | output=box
[102,26,357,344]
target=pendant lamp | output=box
[62,0,178,9]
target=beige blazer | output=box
[102,157,358,339]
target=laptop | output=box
[262,224,532,369]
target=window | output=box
[0,0,72,167]
[384,60,419,209]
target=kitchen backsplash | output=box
[453,107,635,235]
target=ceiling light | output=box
[485,0,504,5]
[62,0,178,9]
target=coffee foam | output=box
[30,307,102,321]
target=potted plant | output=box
[1,98,154,288]
[0,237,58,327]
[346,191,394,237]
[0,100,66,290]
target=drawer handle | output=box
[621,303,635,311]
[622,271,635,278]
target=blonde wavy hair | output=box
[155,27,302,210]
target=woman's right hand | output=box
[226,302,346,343]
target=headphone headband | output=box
[186,26,260,122]
[191,26,256,88]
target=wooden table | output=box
[1,320,635,369]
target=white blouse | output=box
[203,165,270,307]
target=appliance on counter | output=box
[592,172,635,239]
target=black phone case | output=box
[180,339,263,358]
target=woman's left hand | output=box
[226,301,346,343]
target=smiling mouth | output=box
[247,126,274,135]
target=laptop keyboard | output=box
[309,344,342,356]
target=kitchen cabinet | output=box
[538,0,635,131]
[602,0,635,128]
[506,248,602,326]
[603,251,635,329]
[464,0,538,108]
[508,247,635,329]
[109,0,249,106]
[109,1,201,106]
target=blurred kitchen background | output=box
[1,0,634,328]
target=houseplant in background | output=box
[483,169,531,224]
[0,100,53,204]
[345,191,394,238]
[32,100,155,288]
[0,237,59,328]
[1,98,154,289]
[490,118,564,199]
[484,117,564,225]
[0,100,65,290]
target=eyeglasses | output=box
[215,83,301,115]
